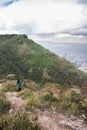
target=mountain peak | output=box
[0,34,87,87]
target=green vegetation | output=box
[0,112,40,130]
[25,93,42,110]
[6,74,16,80]
[0,34,87,87]
[0,91,11,114]
[0,79,87,129]
[18,88,34,99]
[42,92,53,101]
[0,80,41,130]
[18,82,87,118]
[2,80,17,92]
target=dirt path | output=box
[38,111,87,130]
[5,92,24,112]
[38,111,70,130]
[4,90,87,130]
[5,91,71,130]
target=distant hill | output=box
[0,34,87,87]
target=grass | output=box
[0,112,40,130]
[18,88,34,99]
[0,91,11,114]
[25,93,42,110]
[2,80,18,92]
[1,79,87,121]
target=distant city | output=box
[38,42,87,73]
[62,53,87,73]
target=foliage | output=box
[15,82,87,119]
[2,80,17,92]
[67,102,79,115]
[18,88,34,99]
[42,92,53,101]
[56,89,87,116]
[0,112,40,130]
[25,93,42,110]
[0,91,11,114]
[0,34,87,86]
[6,74,16,80]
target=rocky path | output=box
[4,91,87,130]
[1,86,86,130]
[5,92,24,112]
[38,111,87,130]
[38,111,70,130]
[5,91,71,130]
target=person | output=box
[17,79,22,91]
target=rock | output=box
[59,120,66,125]
[65,122,72,129]
[81,114,86,119]
[0,83,2,90]
[59,121,72,129]
[9,109,14,114]
[70,114,77,121]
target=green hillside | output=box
[0,34,87,86]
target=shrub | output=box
[0,91,5,98]
[0,98,11,114]
[25,93,42,110]
[70,93,82,103]
[40,92,59,110]
[18,88,34,99]
[2,81,17,92]
[67,102,79,115]
[0,91,11,114]
[42,92,53,101]
[6,74,16,80]
[23,80,37,90]
[0,112,40,130]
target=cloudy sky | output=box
[0,0,87,43]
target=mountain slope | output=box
[0,34,87,86]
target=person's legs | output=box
[18,88,21,92]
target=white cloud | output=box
[0,0,87,42]
[34,33,87,43]
[54,34,87,43]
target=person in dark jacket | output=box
[17,79,22,91]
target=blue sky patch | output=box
[2,0,18,6]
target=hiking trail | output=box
[0,83,87,130]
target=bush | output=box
[67,102,79,115]
[6,74,16,80]
[2,81,17,92]
[0,91,11,114]
[0,112,40,130]
[0,91,5,99]
[25,93,41,110]
[18,88,34,99]
[42,92,53,101]
[70,93,82,103]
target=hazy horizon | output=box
[38,41,87,58]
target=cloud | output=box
[77,0,87,4]
[54,33,87,43]
[70,28,87,36]
[0,0,87,43]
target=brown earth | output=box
[0,82,86,130]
